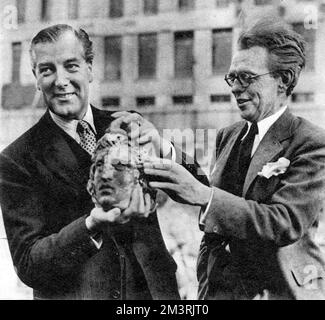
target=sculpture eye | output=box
[96,160,104,168]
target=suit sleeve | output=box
[0,152,100,290]
[202,134,325,247]
[196,129,227,292]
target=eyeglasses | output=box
[224,72,274,88]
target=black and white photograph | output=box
[0,0,325,302]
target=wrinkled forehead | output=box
[229,46,270,74]
[31,31,86,68]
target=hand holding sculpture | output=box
[86,131,157,229]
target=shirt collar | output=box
[49,104,96,140]
[247,105,287,140]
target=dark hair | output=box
[237,16,306,96]
[30,24,94,68]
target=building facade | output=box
[0,0,325,143]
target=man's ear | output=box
[277,78,286,95]
[87,63,94,83]
[32,68,42,91]
[278,70,294,95]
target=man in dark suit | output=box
[144,17,325,299]
[0,24,185,300]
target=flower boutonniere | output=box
[257,157,290,179]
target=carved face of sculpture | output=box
[91,145,139,210]
[87,132,155,212]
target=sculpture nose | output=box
[101,168,114,180]
[100,159,115,180]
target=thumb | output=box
[109,207,121,215]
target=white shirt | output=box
[246,105,287,156]
[49,104,96,142]
[202,105,288,223]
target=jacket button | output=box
[111,289,120,299]
[213,226,219,233]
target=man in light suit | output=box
[144,17,325,299]
[0,24,208,300]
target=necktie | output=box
[238,122,258,180]
[77,120,97,155]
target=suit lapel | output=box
[242,132,283,196]
[40,112,87,189]
[92,105,115,139]
[242,109,297,197]
[41,106,114,189]
[210,122,246,187]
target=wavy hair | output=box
[238,16,306,96]
[30,24,94,69]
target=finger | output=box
[123,185,140,217]
[109,207,121,215]
[106,207,122,222]
[137,186,145,215]
[109,116,127,133]
[117,113,142,126]
[111,111,131,118]
[144,159,173,170]
[137,132,153,145]
[149,181,178,191]
[144,168,173,180]
[116,214,131,224]
[129,121,141,140]
[144,193,151,217]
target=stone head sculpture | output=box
[87,131,157,212]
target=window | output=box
[210,94,231,103]
[174,31,194,78]
[68,0,79,19]
[138,33,157,79]
[41,0,51,21]
[292,23,315,71]
[12,42,22,83]
[212,29,232,74]
[109,0,123,18]
[102,97,120,107]
[254,0,272,5]
[136,97,155,107]
[178,0,195,10]
[172,95,193,105]
[215,0,229,7]
[104,36,122,81]
[292,92,314,103]
[278,5,286,17]
[321,4,325,13]
[143,0,158,14]
[17,0,26,24]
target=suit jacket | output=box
[197,109,325,300]
[0,106,181,300]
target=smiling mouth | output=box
[237,99,251,108]
[237,98,250,104]
[54,93,76,99]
